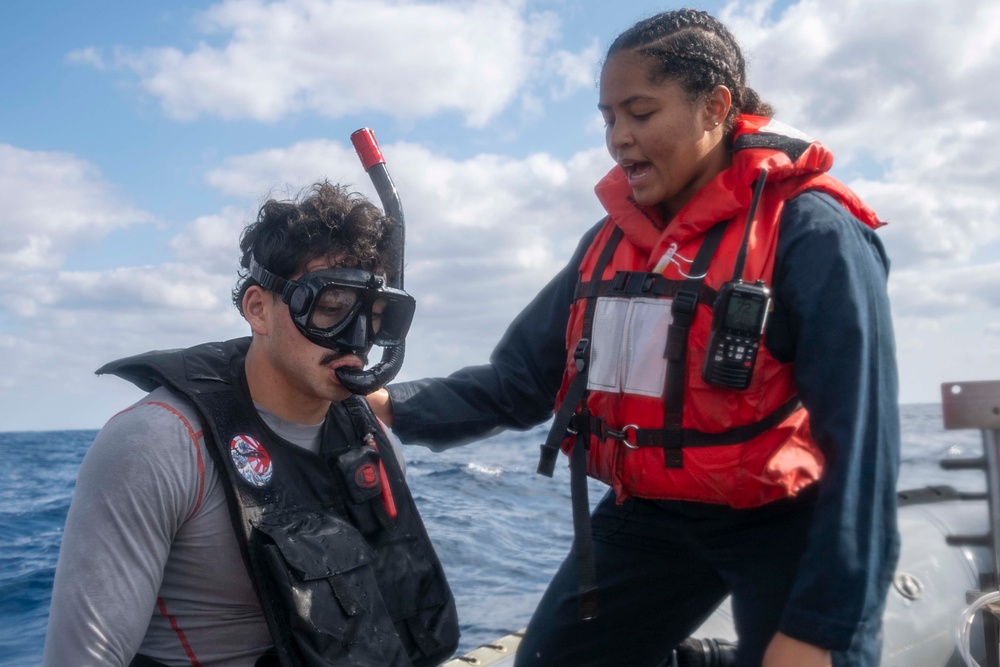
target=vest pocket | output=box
[251,510,412,667]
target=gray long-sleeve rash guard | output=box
[43,386,405,666]
[43,387,271,667]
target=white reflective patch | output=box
[758,118,814,143]
[588,298,629,392]
[623,299,672,396]
[587,296,672,397]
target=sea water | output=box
[0,404,987,666]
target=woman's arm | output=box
[766,191,900,651]
[383,221,604,449]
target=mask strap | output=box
[248,256,297,302]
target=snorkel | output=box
[335,128,408,395]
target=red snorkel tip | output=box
[351,128,385,171]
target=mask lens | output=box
[284,267,414,350]
[371,297,388,335]
[371,293,415,346]
[308,286,360,331]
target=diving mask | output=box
[249,257,415,354]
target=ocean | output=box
[0,403,987,666]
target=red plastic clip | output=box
[364,433,397,519]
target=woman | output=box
[371,9,899,667]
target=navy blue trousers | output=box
[514,488,881,667]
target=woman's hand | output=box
[365,388,394,427]
[762,632,831,667]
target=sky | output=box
[2,0,999,432]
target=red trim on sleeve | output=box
[114,401,207,518]
[156,597,203,667]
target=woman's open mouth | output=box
[622,161,652,186]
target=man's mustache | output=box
[320,350,367,367]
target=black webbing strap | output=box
[575,273,719,307]
[537,337,591,478]
[343,395,379,438]
[330,574,361,616]
[730,169,769,283]
[570,419,599,619]
[661,221,729,468]
[537,224,623,622]
[573,395,803,448]
[537,226,623,478]
[342,397,394,531]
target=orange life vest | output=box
[552,116,883,509]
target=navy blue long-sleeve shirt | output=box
[388,190,901,649]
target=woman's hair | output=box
[607,9,774,130]
[231,180,400,314]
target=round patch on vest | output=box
[229,435,273,487]
[355,462,380,489]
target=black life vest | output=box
[100,338,459,667]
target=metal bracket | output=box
[943,380,1000,667]
[942,381,1000,430]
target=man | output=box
[43,181,459,667]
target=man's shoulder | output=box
[77,387,214,517]
[95,386,207,463]
[106,386,203,432]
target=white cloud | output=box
[168,206,251,273]
[0,261,249,427]
[108,0,582,126]
[890,262,1000,320]
[8,264,232,319]
[724,0,1000,270]
[205,140,367,198]
[0,144,151,273]
[66,47,106,69]
[206,138,613,271]
[545,39,601,99]
[849,177,1000,270]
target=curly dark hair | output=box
[232,180,401,315]
[607,9,775,133]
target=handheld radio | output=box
[701,279,770,390]
[701,169,771,391]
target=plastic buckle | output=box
[642,274,657,293]
[574,338,590,371]
[625,272,648,294]
[671,289,699,316]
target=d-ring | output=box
[620,424,640,449]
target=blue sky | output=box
[2,0,999,431]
